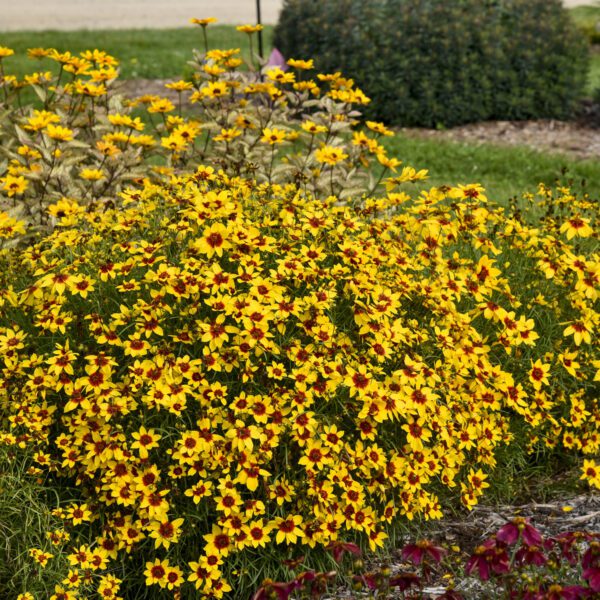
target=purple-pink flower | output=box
[496,517,543,547]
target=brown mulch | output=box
[402,118,600,161]
[326,494,600,599]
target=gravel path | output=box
[0,0,594,32]
[0,0,283,32]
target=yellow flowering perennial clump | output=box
[0,162,598,597]
[0,24,598,600]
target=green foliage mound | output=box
[274,0,589,127]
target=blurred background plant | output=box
[274,0,589,127]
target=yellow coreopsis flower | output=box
[274,515,305,544]
[196,222,232,257]
[131,426,161,458]
[563,317,593,346]
[560,216,593,239]
[144,558,170,588]
[529,359,551,390]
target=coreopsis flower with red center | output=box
[130,426,161,459]
[344,365,373,397]
[66,503,92,525]
[580,459,600,489]
[196,222,232,258]
[204,525,233,557]
[268,479,295,506]
[274,515,305,544]
[467,469,490,493]
[367,528,388,551]
[144,558,170,588]
[148,518,185,549]
[244,519,272,548]
[298,440,331,471]
[164,565,184,590]
[563,317,594,346]
[49,586,77,600]
[529,359,550,390]
[184,480,213,504]
[560,215,593,239]
[402,417,432,451]
[199,314,238,351]
[29,547,54,567]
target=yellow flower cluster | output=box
[0,164,597,597]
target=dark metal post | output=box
[256,0,264,58]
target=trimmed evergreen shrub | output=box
[274,0,589,127]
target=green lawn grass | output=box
[569,4,600,29]
[0,26,274,80]
[383,134,600,203]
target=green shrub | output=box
[274,0,589,127]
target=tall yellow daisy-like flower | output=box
[2,174,28,196]
[260,127,286,145]
[46,124,74,142]
[190,17,217,26]
[315,145,348,166]
[0,46,14,58]
[236,24,263,34]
